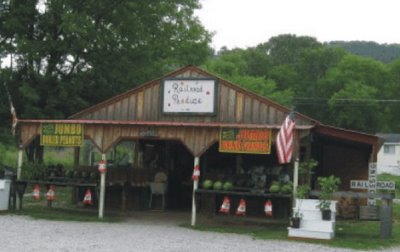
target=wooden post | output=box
[16,148,24,210]
[293,158,299,203]
[380,196,393,238]
[17,148,23,179]
[292,126,300,206]
[99,153,107,219]
[191,156,200,226]
[74,147,80,166]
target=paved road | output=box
[0,215,397,252]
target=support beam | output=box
[99,153,107,219]
[293,158,299,204]
[191,156,200,226]
[17,148,23,179]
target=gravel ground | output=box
[0,215,398,252]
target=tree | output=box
[257,34,321,66]
[315,55,390,132]
[203,48,292,106]
[0,0,211,118]
[0,0,211,160]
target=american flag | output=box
[276,114,295,164]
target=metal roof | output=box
[18,119,315,130]
[376,133,400,143]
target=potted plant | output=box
[317,175,341,221]
[290,184,310,228]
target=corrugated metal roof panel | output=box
[18,119,315,130]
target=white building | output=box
[377,134,400,175]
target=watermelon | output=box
[203,179,213,189]
[223,181,233,191]
[280,184,292,194]
[213,181,223,190]
[269,184,280,193]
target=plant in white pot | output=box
[316,175,341,221]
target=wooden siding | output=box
[19,123,219,156]
[74,68,314,127]
[19,66,316,156]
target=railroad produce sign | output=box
[40,123,84,146]
[162,78,217,114]
[219,128,271,154]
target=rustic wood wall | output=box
[18,66,316,156]
[71,67,313,126]
[19,123,220,156]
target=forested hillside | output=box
[203,35,400,134]
[326,41,400,63]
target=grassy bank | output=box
[191,218,400,250]
[189,202,400,250]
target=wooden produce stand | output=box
[14,65,380,224]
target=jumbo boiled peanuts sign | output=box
[40,123,84,147]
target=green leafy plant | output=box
[299,158,318,185]
[296,184,311,199]
[292,184,310,220]
[317,175,341,210]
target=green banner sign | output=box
[40,123,84,146]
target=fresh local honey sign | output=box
[40,123,84,147]
[219,128,271,154]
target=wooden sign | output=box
[350,180,396,190]
[368,162,377,206]
[40,123,84,146]
[162,78,217,114]
[219,128,271,154]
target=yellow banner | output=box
[40,123,84,146]
[219,128,271,154]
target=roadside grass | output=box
[189,219,400,250]
[189,222,288,240]
[332,221,400,250]
[189,203,400,251]
[14,205,121,222]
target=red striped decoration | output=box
[276,115,295,164]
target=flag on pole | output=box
[2,81,18,136]
[276,113,295,164]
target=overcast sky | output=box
[195,0,400,50]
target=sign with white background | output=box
[162,79,216,114]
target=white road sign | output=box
[350,180,396,190]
